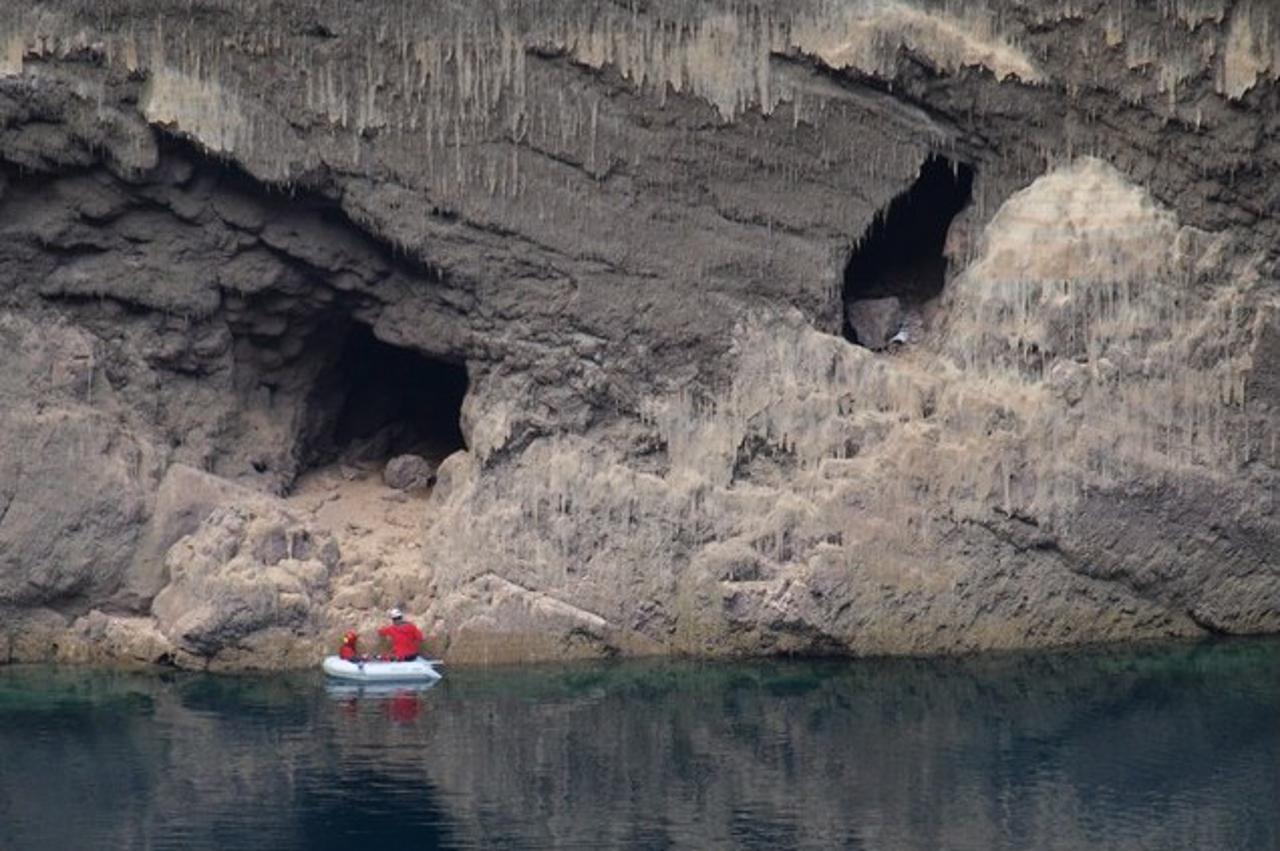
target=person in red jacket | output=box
[378,608,424,661]
[338,630,363,662]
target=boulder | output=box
[384,454,437,490]
[151,504,339,658]
[114,465,258,612]
[846,297,903,350]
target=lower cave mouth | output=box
[842,155,975,349]
[306,324,468,475]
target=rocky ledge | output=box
[0,0,1277,669]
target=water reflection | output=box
[326,681,436,724]
[1,639,1277,850]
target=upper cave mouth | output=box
[842,155,974,350]
[304,323,468,477]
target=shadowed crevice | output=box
[842,155,974,349]
[301,322,469,474]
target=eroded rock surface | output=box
[0,0,1277,668]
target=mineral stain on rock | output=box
[0,0,1277,669]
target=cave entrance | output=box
[842,155,974,349]
[283,323,467,568]
[312,324,468,476]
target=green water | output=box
[1,639,1277,850]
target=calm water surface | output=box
[1,639,1277,850]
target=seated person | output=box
[338,630,365,662]
[378,608,424,661]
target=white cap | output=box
[388,607,403,620]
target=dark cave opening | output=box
[842,155,974,349]
[307,324,468,472]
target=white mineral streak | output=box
[564,9,781,120]
[141,68,248,156]
[1126,0,1277,101]
[72,0,1000,203]
[1220,0,1278,99]
[1042,0,1273,103]
[792,0,1041,84]
[0,34,22,77]
[1160,0,1230,28]
[560,0,1040,120]
[140,66,311,181]
[92,0,1039,197]
[3,0,1272,205]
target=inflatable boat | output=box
[322,655,443,683]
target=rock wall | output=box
[0,0,1276,668]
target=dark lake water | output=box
[1,639,1278,850]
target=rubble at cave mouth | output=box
[842,155,974,350]
[305,323,469,476]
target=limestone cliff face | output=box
[0,0,1276,668]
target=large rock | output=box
[383,455,436,491]
[0,314,158,610]
[845,296,903,349]
[151,504,339,659]
[114,465,260,612]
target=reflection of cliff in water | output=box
[2,640,1278,849]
